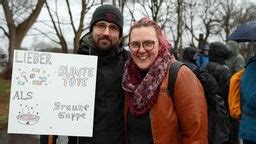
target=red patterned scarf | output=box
[122,49,172,116]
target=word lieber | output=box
[15,51,52,65]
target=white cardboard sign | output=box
[8,50,97,137]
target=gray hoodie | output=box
[226,41,245,75]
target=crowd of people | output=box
[40,4,256,144]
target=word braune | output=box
[53,102,89,121]
[58,65,95,87]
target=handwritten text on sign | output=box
[8,50,97,137]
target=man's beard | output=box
[94,36,116,53]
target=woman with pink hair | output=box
[122,18,208,144]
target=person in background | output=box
[196,44,209,70]
[122,17,207,144]
[206,42,231,108]
[183,46,231,144]
[182,47,198,72]
[169,48,180,60]
[40,4,128,144]
[240,48,256,144]
[226,40,245,144]
[205,42,232,143]
[226,40,245,76]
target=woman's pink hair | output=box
[129,17,171,53]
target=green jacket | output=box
[226,41,245,75]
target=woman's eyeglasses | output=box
[128,40,156,52]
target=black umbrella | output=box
[227,21,256,42]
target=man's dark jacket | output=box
[68,33,128,144]
[206,42,231,110]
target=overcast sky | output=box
[0,0,256,53]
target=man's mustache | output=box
[98,36,111,42]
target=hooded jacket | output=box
[182,47,198,72]
[226,41,245,75]
[68,33,128,144]
[207,42,231,110]
[240,56,256,142]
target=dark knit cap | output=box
[90,4,123,37]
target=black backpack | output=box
[168,61,231,144]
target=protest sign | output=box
[8,50,97,137]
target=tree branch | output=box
[2,0,16,33]
[66,0,76,34]
[0,26,9,38]
[45,0,61,38]
[32,27,59,44]
[54,0,64,37]
[16,0,45,39]
[125,2,136,22]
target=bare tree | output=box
[182,1,198,47]
[215,1,256,41]
[1,0,45,78]
[149,0,163,21]
[44,0,68,53]
[125,2,136,23]
[216,0,238,40]
[43,0,95,53]
[135,0,163,21]
[118,0,126,13]
[66,0,94,53]
[124,0,184,51]
[172,0,184,51]
[235,3,256,25]
[183,0,221,47]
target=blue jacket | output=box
[240,56,256,142]
[196,54,209,70]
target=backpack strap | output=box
[168,61,184,97]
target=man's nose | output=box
[102,27,110,35]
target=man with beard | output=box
[69,4,128,144]
[40,4,128,144]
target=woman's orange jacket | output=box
[124,63,208,144]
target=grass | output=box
[0,78,11,129]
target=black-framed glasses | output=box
[94,22,119,33]
[128,40,156,52]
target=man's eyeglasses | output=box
[94,22,119,33]
[128,40,156,52]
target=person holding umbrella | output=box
[239,50,256,144]
[228,21,256,144]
